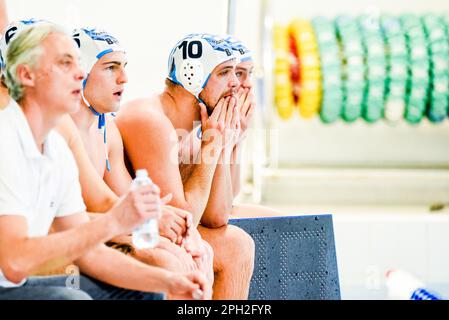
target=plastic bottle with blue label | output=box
[131,169,159,249]
[386,269,443,300]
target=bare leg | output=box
[121,236,214,300]
[36,231,214,299]
[183,230,215,295]
[198,224,255,300]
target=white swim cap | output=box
[225,35,252,63]
[167,33,235,99]
[0,18,48,72]
[72,27,125,80]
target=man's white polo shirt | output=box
[0,100,86,287]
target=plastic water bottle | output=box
[386,269,443,300]
[131,169,159,249]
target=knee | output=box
[220,225,255,266]
[202,241,214,263]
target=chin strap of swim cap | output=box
[82,76,110,172]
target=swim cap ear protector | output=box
[177,58,205,94]
[167,34,235,99]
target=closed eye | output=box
[59,59,73,70]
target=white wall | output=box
[6,0,229,101]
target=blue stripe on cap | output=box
[169,64,178,84]
[202,73,212,89]
[240,57,253,62]
[96,48,113,60]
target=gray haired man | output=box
[0,23,206,300]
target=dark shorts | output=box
[0,274,165,300]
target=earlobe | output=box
[16,64,35,87]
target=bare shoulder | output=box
[106,116,123,148]
[116,96,179,169]
[55,114,79,147]
[116,96,175,139]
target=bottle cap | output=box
[192,288,204,300]
[135,169,148,178]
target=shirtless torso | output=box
[116,76,256,299]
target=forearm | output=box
[80,166,118,213]
[201,152,234,228]
[76,245,172,294]
[183,142,221,225]
[3,214,119,282]
[230,143,243,198]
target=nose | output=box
[117,67,128,85]
[229,71,240,89]
[242,79,253,90]
[74,63,85,82]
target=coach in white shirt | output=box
[0,23,206,300]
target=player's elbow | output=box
[102,196,118,213]
[86,194,118,214]
[201,207,230,229]
[201,215,229,228]
[0,253,28,284]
